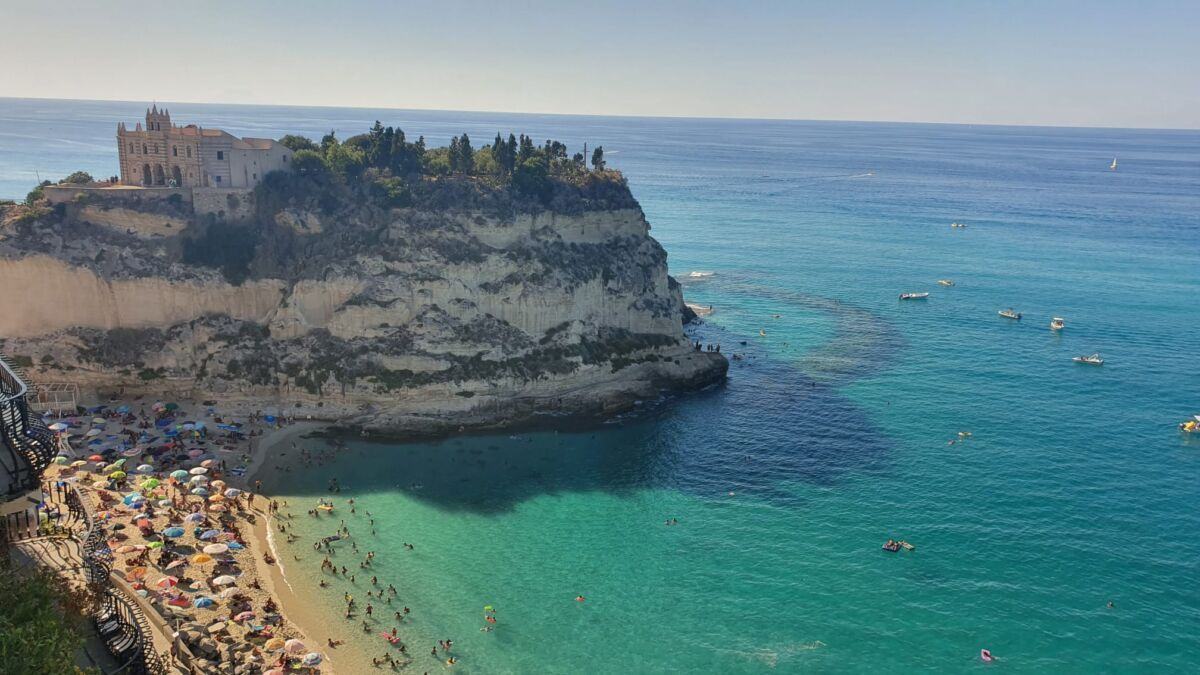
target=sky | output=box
[1,0,1197,129]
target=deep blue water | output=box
[3,98,1200,673]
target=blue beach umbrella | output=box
[226,541,244,550]
[193,597,215,608]
[198,529,221,540]
[162,527,185,538]
[190,487,210,496]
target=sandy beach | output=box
[42,398,338,674]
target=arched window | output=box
[141,163,152,186]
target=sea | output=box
[3,98,1199,673]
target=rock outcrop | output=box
[0,177,725,434]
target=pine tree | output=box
[459,133,474,174]
[591,146,605,171]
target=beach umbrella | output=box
[155,576,179,589]
[49,422,70,431]
[108,470,127,479]
[135,464,154,473]
[212,575,236,586]
[115,545,139,553]
[302,653,322,667]
[127,566,149,580]
[71,460,88,468]
[218,586,239,598]
[170,470,188,480]
[199,529,221,540]
[190,554,214,564]
[200,459,217,468]
[85,428,104,438]
[121,448,141,457]
[263,637,286,652]
[146,541,163,549]
[165,559,187,570]
[140,478,161,490]
[88,454,104,462]
[187,448,204,459]
[202,543,228,555]
[193,597,216,609]
[233,610,255,622]
[162,527,185,538]
[223,488,242,498]
[54,456,69,465]
[157,499,171,507]
[184,513,205,523]
[116,405,130,414]
[209,504,228,512]
[165,402,179,411]
[113,458,127,467]
[190,487,210,496]
[226,541,244,550]
[208,494,226,502]
[189,467,208,475]
[188,476,208,486]
[210,479,227,488]
[92,417,107,425]
[284,639,306,654]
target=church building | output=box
[117,105,291,189]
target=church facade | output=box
[117,105,292,189]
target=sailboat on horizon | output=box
[1110,156,1118,171]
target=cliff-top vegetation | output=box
[265,123,636,217]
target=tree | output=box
[591,146,605,171]
[24,180,51,206]
[320,130,339,154]
[513,156,551,202]
[458,134,474,174]
[279,135,319,152]
[59,171,94,185]
[448,136,461,173]
[290,150,329,176]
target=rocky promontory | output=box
[0,130,725,434]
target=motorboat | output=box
[899,292,929,300]
[1073,353,1104,365]
[937,279,955,286]
[1050,317,1065,330]
[950,222,967,228]
[998,309,1022,320]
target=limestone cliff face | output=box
[0,186,725,434]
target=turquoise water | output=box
[4,99,1200,672]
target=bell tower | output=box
[145,104,172,132]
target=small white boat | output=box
[1050,317,1065,330]
[937,279,955,287]
[1073,353,1104,365]
[950,222,967,229]
[899,292,929,300]
[1110,157,1118,171]
[998,309,1022,320]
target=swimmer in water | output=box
[575,595,586,602]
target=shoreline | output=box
[236,422,339,672]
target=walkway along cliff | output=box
[0,162,727,435]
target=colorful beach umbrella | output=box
[135,464,155,473]
[193,597,215,608]
[165,560,187,570]
[212,575,236,586]
[302,653,322,666]
[54,456,69,465]
[190,487,209,496]
[162,527,185,538]
[223,488,242,498]
[108,471,127,479]
[264,637,286,652]
[284,639,306,654]
[202,543,228,555]
[49,422,70,431]
[198,529,221,540]
[170,470,188,480]
[139,478,161,490]
[189,467,208,475]
[155,576,179,589]
[190,554,214,564]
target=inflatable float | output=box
[980,648,994,662]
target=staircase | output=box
[1,354,56,501]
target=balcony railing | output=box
[1,355,57,500]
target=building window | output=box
[253,173,257,180]
[142,144,147,154]
[172,146,178,157]
[186,146,192,158]
[128,143,134,153]
[153,143,158,153]
[217,151,224,160]
[215,175,222,184]
[283,155,288,162]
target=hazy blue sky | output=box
[2,0,1197,128]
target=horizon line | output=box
[3,95,1198,134]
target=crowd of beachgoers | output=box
[41,399,328,674]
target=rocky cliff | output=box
[0,176,725,434]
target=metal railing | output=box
[1,355,57,499]
[58,482,167,674]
